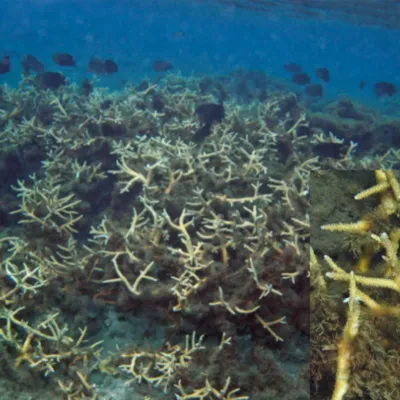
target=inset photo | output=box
[310,170,400,400]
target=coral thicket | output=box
[0,73,311,399]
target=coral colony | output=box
[311,171,400,400]
[1,67,399,399]
[0,73,314,399]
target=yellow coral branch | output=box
[354,181,389,200]
[321,219,371,234]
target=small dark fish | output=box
[81,78,93,96]
[193,103,225,142]
[37,71,66,90]
[88,57,105,74]
[199,77,213,94]
[192,122,212,142]
[52,53,76,67]
[305,83,323,97]
[276,139,292,162]
[259,89,267,102]
[313,142,343,159]
[22,54,44,75]
[0,56,11,74]
[152,93,165,112]
[153,60,173,72]
[103,59,118,74]
[292,73,311,85]
[137,80,149,91]
[316,67,330,82]
[374,81,397,97]
[174,31,186,38]
[100,100,113,110]
[359,80,366,90]
[87,57,118,75]
[195,103,225,124]
[284,63,302,74]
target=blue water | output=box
[1,0,399,108]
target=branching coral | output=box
[0,72,312,399]
[11,174,83,234]
[119,331,205,393]
[0,306,102,397]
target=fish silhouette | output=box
[192,103,225,142]
[292,73,311,85]
[284,63,302,73]
[52,53,76,67]
[374,81,397,97]
[305,84,323,97]
[103,59,118,74]
[22,54,45,75]
[316,67,330,82]
[0,56,11,74]
[153,60,173,72]
[37,71,67,90]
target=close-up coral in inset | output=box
[311,170,400,400]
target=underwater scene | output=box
[1,0,400,399]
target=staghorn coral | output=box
[0,71,312,399]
